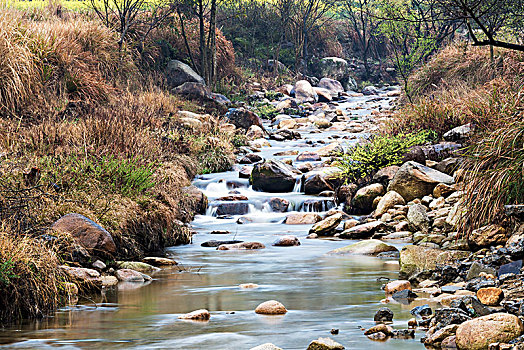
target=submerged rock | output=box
[273,235,300,246]
[115,269,147,283]
[307,337,345,350]
[250,344,283,350]
[217,242,265,250]
[178,309,211,321]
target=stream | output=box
[0,90,431,349]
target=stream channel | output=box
[0,90,431,349]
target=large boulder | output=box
[388,161,454,202]
[173,82,230,111]
[328,239,397,256]
[351,183,385,214]
[303,170,335,195]
[313,87,333,102]
[318,78,344,97]
[251,160,297,193]
[293,80,318,103]
[166,60,205,88]
[317,57,349,81]
[456,313,524,350]
[373,166,400,186]
[226,108,264,130]
[51,213,117,257]
[399,245,469,279]
[309,213,343,235]
[443,123,472,142]
[375,191,405,217]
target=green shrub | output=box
[335,131,433,183]
[255,103,278,120]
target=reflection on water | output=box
[0,92,428,349]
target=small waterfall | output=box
[292,177,302,193]
[297,199,336,213]
[206,206,218,217]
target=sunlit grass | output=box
[4,0,89,10]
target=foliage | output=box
[335,131,433,183]
[255,103,278,120]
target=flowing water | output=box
[0,91,430,349]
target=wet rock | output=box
[115,261,160,274]
[268,197,290,213]
[392,329,415,339]
[293,80,318,103]
[285,213,322,225]
[60,266,101,287]
[387,161,454,202]
[339,221,386,239]
[468,224,507,249]
[408,318,418,328]
[328,239,397,256]
[178,309,211,321]
[441,336,457,349]
[92,260,106,270]
[373,166,400,186]
[392,289,418,302]
[297,162,314,173]
[399,245,468,279]
[456,313,524,350]
[366,332,387,341]
[297,151,322,162]
[226,108,264,130]
[216,195,249,201]
[443,123,472,142]
[210,230,231,235]
[239,153,263,164]
[51,213,117,257]
[385,280,411,295]
[166,60,205,88]
[183,185,209,215]
[498,260,522,277]
[250,343,283,350]
[407,204,430,233]
[255,300,287,315]
[365,324,394,336]
[310,213,342,236]
[362,85,379,95]
[273,235,300,247]
[374,307,394,322]
[142,257,177,266]
[317,142,343,157]
[303,171,335,195]
[240,283,259,289]
[411,304,432,317]
[217,242,265,250]
[430,308,471,334]
[115,269,147,283]
[336,184,358,204]
[477,287,504,306]
[239,166,253,179]
[375,191,405,217]
[307,337,345,350]
[351,183,385,214]
[246,125,265,139]
[215,202,249,216]
[201,240,243,247]
[251,160,297,193]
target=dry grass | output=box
[0,227,70,324]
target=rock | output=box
[477,287,504,306]
[217,242,265,250]
[297,151,321,162]
[285,213,322,225]
[411,304,432,317]
[201,240,243,247]
[273,235,300,247]
[166,59,205,88]
[468,224,507,249]
[268,197,290,213]
[115,261,160,273]
[317,57,350,81]
[498,260,522,277]
[314,87,333,102]
[99,275,118,287]
[251,160,297,193]
[60,266,101,286]
[303,171,335,195]
[407,204,430,233]
[310,213,342,235]
[215,202,249,216]
[115,269,146,283]
[255,300,287,315]
[374,307,394,322]
[362,85,379,95]
[142,257,177,266]
[250,344,283,350]
[239,153,263,164]
[388,161,454,202]
[278,119,297,130]
[174,82,229,110]
[375,191,405,217]
[373,166,400,186]
[246,125,265,139]
[466,261,497,281]
[444,123,472,142]
[318,78,344,97]
[435,158,463,176]
[399,245,468,279]
[339,221,386,239]
[505,205,524,220]
[392,289,418,302]
[351,183,385,214]
[226,108,264,130]
[92,260,106,270]
[240,283,259,289]
[424,324,459,347]
[178,309,211,321]
[180,117,203,130]
[433,183,455,198]
[51,213,117,257]
[441,336,457,349]
[307,337,345,350]
[456,313,524,350]
[328,239,397,256]
[317,142,343,157]
[430,308,471,334]
[183,185,208,215]
[294,80,318,103]
[402,146,426,164]
[365,324,394,336]
[385,280,411,295]
[336,184,358,204]
[239,166,253,179]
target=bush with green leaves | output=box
[255,103,278,120]
[335,131,433,183]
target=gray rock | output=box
[293,80,318,103]
[466,261,497,280]
[443,123,472,141]
[407,204,430,233]
[166,60,205,88]
[251,160,297,193]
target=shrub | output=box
[255,103,278,120]
[335,131,433,183]
[461,118,524,233]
